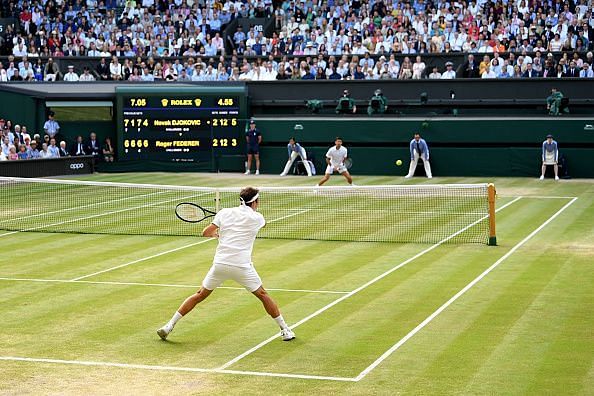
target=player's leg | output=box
[406,152,419,178]
[157,264,224,340]
[245,153,253,175]
[340,169,353,185]
[254,153,260,175]
[423,158,433,178]
[317,166,332,186]
[540,162,546,179]
[554,163,559,180]
[252,287,295,341]
[234,265,295,340]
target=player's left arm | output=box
[424,139,430,160]
[202,223,219,238]
[257,131,262,144]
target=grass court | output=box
[1,173,592,395]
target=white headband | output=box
[240,193,259,205]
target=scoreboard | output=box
[115,86,248,167]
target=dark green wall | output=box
[247,117,594,178]
[0,90,40,133]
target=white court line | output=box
[0,356,356,382]
[217,197,523,370]
[70,209,310,281]
[0,190,211,239]
[70,238,215,281]
[499,195,578,199]
[354,196,578,382]
[0,277,348,295]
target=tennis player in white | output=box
[316,137,354,186]
[157,187,295,341]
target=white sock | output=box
[273,315,289,330]
[167,311,183,328]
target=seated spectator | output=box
[79,67,96,82]
[86,133,101,158]
[48,138,60,158]
[71,135,87,156]
[58,141,69,157]
[10,146,20,161]
[97,58,110,81]
[63,65,80,82]
[43,58,60,81]
[428,67,442,79]
[103,138,115,162]
[441,62,456,79]
[1,137,10,157]
[39,143,51,158]
[522,63,541,78]
[580,63,594,78]
[28,141,40,159]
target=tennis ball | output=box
[396,160,403,166]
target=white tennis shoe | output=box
[555,176,560,180]
[157,324,173,340]
[255,170,260,175]
[244,170,250,175]
[281,328,296,341]
[539,175,545,180]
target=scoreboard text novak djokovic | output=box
[115,86,248,164]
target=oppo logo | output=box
[70,163,85,170]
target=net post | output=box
[215,190,220,212]
[487,183,497,246]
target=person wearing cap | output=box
[28,140,41,159]
[63,65,80,82]
[156,186,296,342]
[367,88,388,115]
[405,132,433,179]
[43,111,60,139]
[336,89,357,114]
[245,119,262,175]
[546,87,568,116]
[441,61,457,79]
[540,134,560,180]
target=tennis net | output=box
[0,177,496,244]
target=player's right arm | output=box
[202,223,219,238]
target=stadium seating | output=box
[0,0,593,81]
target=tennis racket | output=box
[175,203,216,223]
[344,158,353,169]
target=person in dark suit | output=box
[96,57,110,80]
[86,132,101,158]
[461,54,479,78]
[522,63,540,78]
[564,61,579,77]
[58,140,70,157]
[71,135,87,156]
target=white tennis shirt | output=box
[326,146,348,166]
[212,205,266,268]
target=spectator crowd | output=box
[0,0,593,81]
[0,113,115,162]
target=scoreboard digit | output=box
[115,86,248,168]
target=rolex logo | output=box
[161,99,169,107]
[194,98,202,107]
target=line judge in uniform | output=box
[540,134,560,180]
[405,132,433,179]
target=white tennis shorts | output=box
[325,164,348,174]
[202,263,263,292]
[544,151,556,165]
